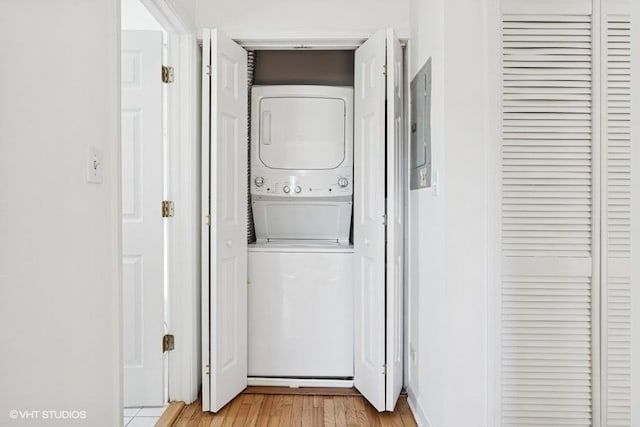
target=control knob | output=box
[338,177,349,188]
[254,176,264,187]
[283,185,290,194]
[294,186,301,194]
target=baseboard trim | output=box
[406,387,432,427]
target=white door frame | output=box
[199,32,409,410]
[230,35,408,50]
[137,0,200,404]
[486,0,502,424]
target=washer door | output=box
[258,96,346,170]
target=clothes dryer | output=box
[250,85,354,243]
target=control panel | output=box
[251,172,353,198]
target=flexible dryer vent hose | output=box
[247,51,256,244]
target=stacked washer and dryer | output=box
[247,85,355,381]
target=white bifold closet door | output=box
[354,28,404,412]
[499,0,631,426]
[385,28,405,412]
[201,28,248,413]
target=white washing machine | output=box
[248,244,353,378]
[248,85,354,380]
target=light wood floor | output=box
[163,389,417,427]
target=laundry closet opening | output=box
[201,29,406,413]
[246,49,357,388]
[247,49,356,246]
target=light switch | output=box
[418,167,428,187]
[87,146,103,184]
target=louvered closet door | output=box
[501,1,598,425]
[500,0,633,426]
[602,1,631,425]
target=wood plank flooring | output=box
[168,391,417,426]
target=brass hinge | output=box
[162,66,174,83]
[163,334,175,352]
[162,200,175,218]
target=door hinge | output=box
[163,334,175,352]
[162,65,174,83]
[206,65,212,76]
[162,200,175,218]
[383,64,387,76]
[382,214,387,226]
[382,364,387,375]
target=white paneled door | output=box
[354,28,404,412]
[354,29,387,412]
[201,29,248,413]
[121,30,164,407]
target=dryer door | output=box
[258,94,347,170]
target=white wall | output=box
[194,0,410,39]
[0,1,122,426]
[440,0,489,423]
[406,0,445,424]
[122,0,165,31]
[407,0,489,426]
[158,0,196,31]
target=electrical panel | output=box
[410,58,432,189]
